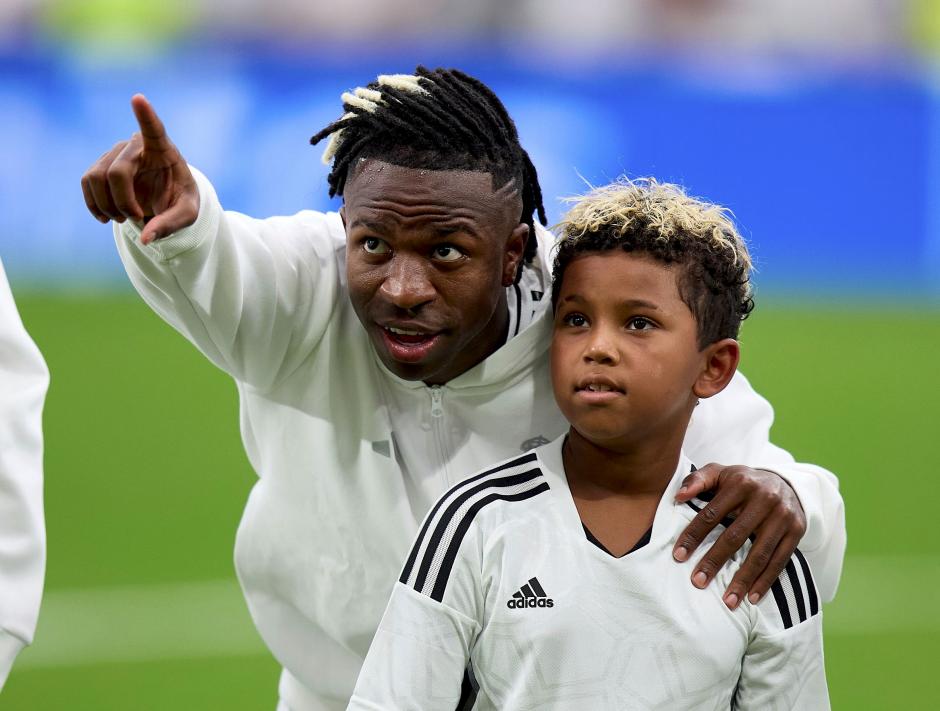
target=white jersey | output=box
[114,169,844,710]
[351,436,829,710]
[0,257,48,689]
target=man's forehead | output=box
[344,159,521,220]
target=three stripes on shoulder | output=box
[400,452,548,603]
[686,495,820,630]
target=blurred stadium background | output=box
[2,0,939,708]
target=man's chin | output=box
[371,328,449,380]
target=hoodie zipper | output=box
[428,385,450,487]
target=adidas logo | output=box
[506,577,554,609]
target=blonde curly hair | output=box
[552,177,754,347]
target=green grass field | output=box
[2,292,938,709]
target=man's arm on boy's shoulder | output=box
[84,96,343,391]
[676,371,846,606]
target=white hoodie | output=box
[0,257,48,690]
[114,169,845,711]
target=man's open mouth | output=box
[380,325,442,363]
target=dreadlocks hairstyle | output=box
[310,66,547,276]
[551,178,755,348]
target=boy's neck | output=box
[562,424,688,499]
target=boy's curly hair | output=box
[551,177,754,348]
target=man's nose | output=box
[379,256,436,312]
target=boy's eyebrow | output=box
[559,294,661,310]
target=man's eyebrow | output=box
[347,217,392,234]
[430,222,482,239]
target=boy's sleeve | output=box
[114,168,344,391]
[734,548,830,710]
[0,260,49,689]
[684,370,846,602]
[349,505,485,710]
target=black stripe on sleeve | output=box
[785,559,807,623]
[793,548,819,616]
[770,579,794,629]
[399,452,538,584]
[412,469,543,594]
[430,484,550,602]
[456,664,479,711]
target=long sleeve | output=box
[113,168,345,392]
[0,259,49,690]
[734,547,830,710]
[684,370,846,602]
[349,499,485,710]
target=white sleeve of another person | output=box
[0,258,49,690]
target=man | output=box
[81,67,845,710]
[0,256,48,691]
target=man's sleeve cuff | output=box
[117,167,220,262]
[0,629,27,691]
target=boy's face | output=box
[550,251,711,451]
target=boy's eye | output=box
[363,238,390,255]
[432,245,463,262]
[563,313,589,328]
[626,316,655,331]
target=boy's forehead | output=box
[558,251,683,304]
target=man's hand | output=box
[80,94,198,245]
[673,464,806,610]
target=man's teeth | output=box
[387,326,424,336]
[586,384,613,392]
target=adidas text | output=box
[507,597,554,609]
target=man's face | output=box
[343,160,527,385]
[550,251,706,451]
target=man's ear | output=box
[502,224,529,287]
[693,338,740,400]
[339,205,346,229]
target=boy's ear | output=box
[502,223,529,287]
[693,338,740,400]
[339,205,346,228]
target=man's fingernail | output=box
[724,593,739,609]
[693,571,708,588]
[677,485,688,495]
[673,546,689,562]
[748,592,761,604]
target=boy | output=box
[349,178,829,710]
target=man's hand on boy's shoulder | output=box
[671,464,806,611]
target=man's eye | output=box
[363,238,390,255]
[432,245,463,262]
[626,316,655,330]
[563,313,588,328]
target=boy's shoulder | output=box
[399,448,556,602]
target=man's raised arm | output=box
[81,96,344,390]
